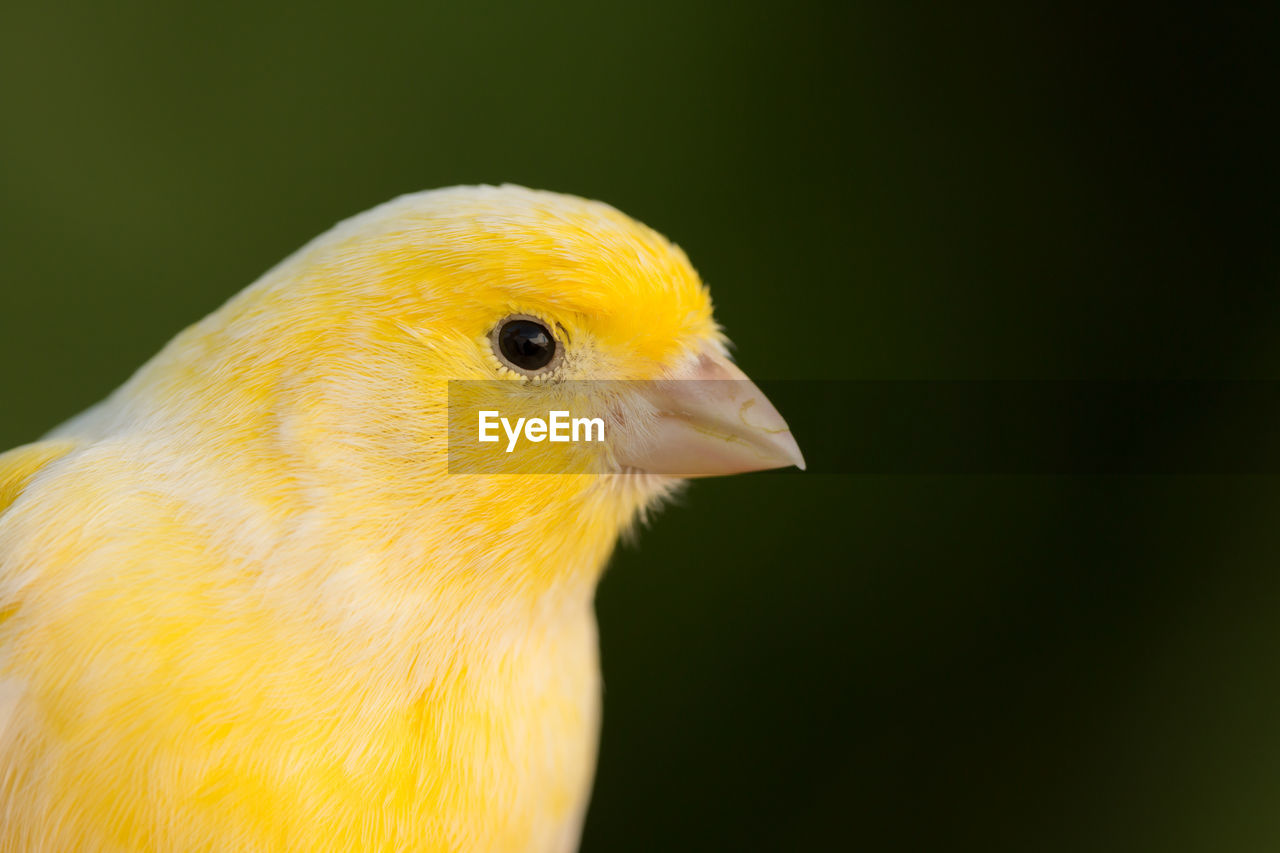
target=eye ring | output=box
[490,314,564,376]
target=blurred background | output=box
[2,2,1277,850]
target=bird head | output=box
[92,185,803,593]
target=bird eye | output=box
[491,315,562,375]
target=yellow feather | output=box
[0,442,78,520]
[0,186,720,851]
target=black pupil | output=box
[498,320,556,371]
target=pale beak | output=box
[616,353,806,477]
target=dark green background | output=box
[2,2,1277,850]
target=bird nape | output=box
[0,185,802,852]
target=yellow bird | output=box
[0,185,803,852]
